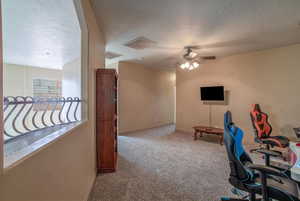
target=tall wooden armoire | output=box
[96,69,118,173]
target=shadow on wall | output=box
[266,105,281,137]
[249,104,296,140]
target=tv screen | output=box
[200,86,224,101]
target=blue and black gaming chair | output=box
[222,111,299,201]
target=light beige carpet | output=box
[88,125,234,201]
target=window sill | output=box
[3,120,88,172]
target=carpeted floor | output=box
[88,124,235,201]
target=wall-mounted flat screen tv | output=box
[200,86,224,101]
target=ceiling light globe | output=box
[184,62,190,68]
[190,52,198,58]
[180,63,186,69]
[193,62,199,68]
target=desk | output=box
[193,126,224,145]
[287,142,300,199]
[290,142,300,182]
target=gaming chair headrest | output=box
[250,104,272,138]
[223,111,233,155]
[224,111,235,148]
[224,111,233,129]
[252,104,261,113]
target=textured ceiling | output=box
[91,0,300,68]
[3,0,81,69]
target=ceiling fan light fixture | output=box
[179,61,200,71]
[180,63,186,69]
[192,62,199,68]
[189,52,198,58]
[185,62,190,68]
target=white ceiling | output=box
[91,0,300,68]
[3,0,81,69]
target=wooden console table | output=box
[193,126,224,145]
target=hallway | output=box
[88,125,232,201]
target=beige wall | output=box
[176,44,300,144]
[62,58,81,98]
[3,63,63,97]
[62,58,82,121]
[0,1,105,201]
[118,62,175,133]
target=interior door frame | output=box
[0,0,4,174]
[73,0,89,121]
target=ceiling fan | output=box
[147,38,256,69]
[183,45,216,60]
[179,46,216,70]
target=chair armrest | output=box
[248,164,288,200]
[248,164,288,178]
[256,149,282,157]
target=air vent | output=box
[202,56,216,60]
[105,52,122,59]
[124,37,157,50]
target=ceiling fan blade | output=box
[184,45,202,50]
[201,56,216,60]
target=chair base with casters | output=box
[222,111,299,201]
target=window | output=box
[33,79,62,98]
[32,79,62,111]
[1,0,88,169]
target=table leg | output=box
[220,134,224,145]
[194,131,198,140]
[200,131,203,137]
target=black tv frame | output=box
[200,86,224,101]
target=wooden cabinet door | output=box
[97,120,116,172]
[96,70,116,121]
[96,69,118,173]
